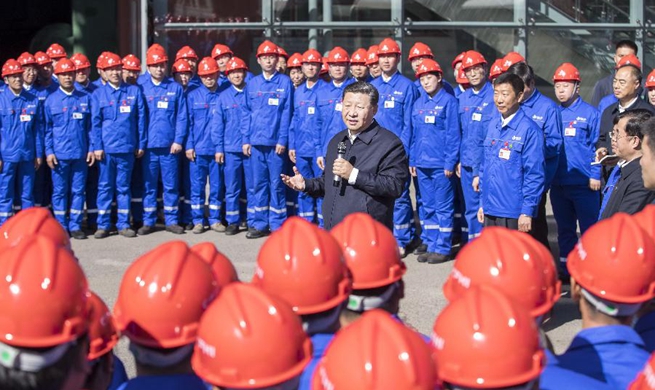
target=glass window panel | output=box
[530,1,632,24]
[155,29,266,63]
[152,0,262,24]
[405,0,514,22]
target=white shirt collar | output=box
[381,71,397,83]
[501,112,517,127]
[59,87,74,96]
[618,96,639,112]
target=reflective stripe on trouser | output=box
[295,155,320,223]
[51,159,88,231]
[130,157,143,223]
[178,155,192,224]
[0,161,35,225]
[142,148,180,226]
[417,167,454,255]
[460,166,482,242]
[225,152,251,225]
[85,164,99,226]
[97,153,134,230]
[33,164,52,208]
[393,179,415,247]
[550,184,600,261]
[190,155,223,226]
[251,145,287,231]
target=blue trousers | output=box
[550,184,600,263]
[190,155,223,226]
[251,145,287,231]
[295,155,321,223]
[417,168,454,255]
[130,157,143,223]
[393,179,416,247]
[142,148,179,226]
[179,156,192,225]
[460,166,482,242]
[97,153,134,230]
[225,152,253,226]
[0,161,34,225]
[51,159,87,231]
[86,164,99,227]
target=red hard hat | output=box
[34,51,52,66]
[408,42,434,61]
[553,62,581,82]
[451,52,466,69]
[197,56,220,76]
[302,49,323,64]
[257,40,279,57]
[121,54,141,71]
[96,52,107,69]
[489,58,504,80]
[0,235,88,348]
[327,47,350,64]
[568,213,655,303]
[630,352,655,389]
[190,242,239,287]
[191,283,312,388]
[103,52,122,69]
[70,53,91,70]
[461,50,487,71]
[456,68,469,85]
[415,58,443,79]
[320,59,329,75]
[54,58,76,75]
[225,57,248,74]
[502,51,526,71]
[350,48,368,65]
[113,241,219,348]
[277,46,289,58]
[443,227,557,318]
[146,50,168,66]
[432,285,545,388]
[331,213,405,290]
[252,217,352,315]
[646,70,655,89]
[172,58,192,74]
[312,310,437,390]
[287,53,303,68]
[147,43,165,54]
[366,45,379,65]
[377,38,401,55]
[0,207,71,251]
[617,54,642,70]
[518,232,562,311]
[16,52,37,67]
[175,45,198,61]
[1,59,23,78]
[211,43,234,59]
[46,43,67,59]
[86,291,119,360]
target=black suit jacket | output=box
[304,120,408,231]
[600,157,655,219]
[597,98,655,152]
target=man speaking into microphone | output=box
[282,81,408,230]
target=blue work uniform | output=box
[44,88,92,232]
[186,83,223,227]
[108,354,129,390]
[116,374,210,390]
[556,325,650,389]
[76,81,101,227]
[635,310,655,353]
[92,78,106,90]
[0,88,43,225]
[32,83,58,209]
[550,97,600,267]
[243,72,293,232]
[410,88,460,256]
[480,108,545,220]
[597,94,617,114]
[91,82,146,231]
[540,364,614,390]
[140,77,188,227]
[454,84,468,99]
[75,80,98,96]
[458,81,495,241]
[371,72,419,247]
[290,79,324,223]
[299,333,334,390]
[414,78,455,97]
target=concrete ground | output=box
[74,204,580,378]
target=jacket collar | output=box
[499,107,526,130]
[351,120,380,145]
[620,156,642,179]
[522,88,542,108]
[569,325,646,350]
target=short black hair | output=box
[493,72,525,95]
[641,117,655,155]
[616,39,638,55]
[616,109,652,139]
[506,62,535,87]
[343,81,379,107]
[617,65,643,85]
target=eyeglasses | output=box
[609,130,634,141]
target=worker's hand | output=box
[595,147,608,162]
[409,166,417,177]
[135,149,144,158]
[472,176,480,192]
[477,207,484,224]
[281,166,306,191]
[455,163,461,178]
[333,157,354,180]
[444,169,453,178]
[289,149,296,163]
[518,214,532,233]
[46,154,58,169]
[242,144,251,157]
[186,149,196,161]
[215,152,225,164]
[589,178,601,191]
[275,144,286,155]
[34,157,42,170]
[170,143,183,154]
[317,156,325,171]
[86,152,95,167]
[94,150,105,161]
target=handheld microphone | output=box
[333,141,347,187]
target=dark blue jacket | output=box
[75,81,99,96]
[458,81,495,175]
[116,373,210,390]
[635,310,655,353]
[243,72,293,147]
[214,84,248,154]
[44,88,92,160]
[0,88,43,162]
[315,78,356,158]
[480,108,545,218]
[290,80,324,157]
[185,85,219,156]
[141,77,188,148]
[299,333,334,390]
[371,72,418,153]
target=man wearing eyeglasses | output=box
[599,109,655,219]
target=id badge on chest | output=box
[335,103,342,112]
[307,106,315,115]
[565,127,576,137]
[384,100,395,109]
[268,98,279,106]
[19,114,31,122]
[424,115,435,124]
[472,112,482,121]
[119,105,131,114]
[499,148,511,160]
[157,100,169,109]
[72,112,83,120]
